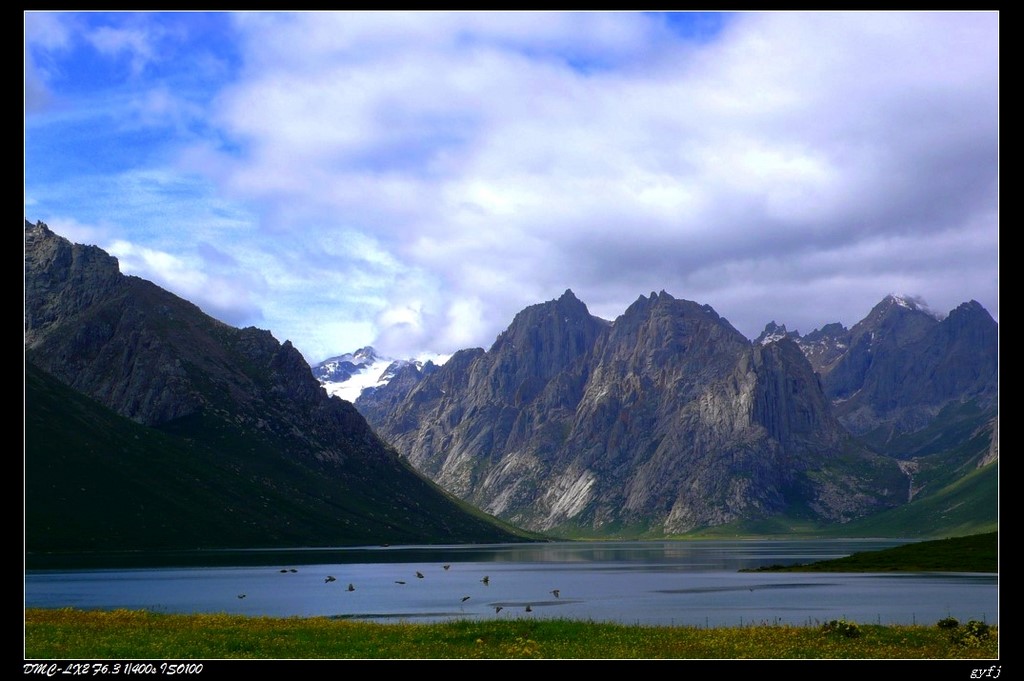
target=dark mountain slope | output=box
[24,220,536,553]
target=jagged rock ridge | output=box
[359,289,906,534]
[796,295,996,437]
[750,294,998,442]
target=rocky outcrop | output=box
[793,322,850,376]
[981,416,999,467]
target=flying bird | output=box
[416,571,425,579]
[494,606,503,614]
[237,594,246,599]
[324,576,337,583]
[443,564,451,570]
[550,589,560,598]
[461,596,471,603]
[395,580,406,585]
[480,576,490,585]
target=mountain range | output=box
[352,290,997,537]
[25,218,997,554]
[24,220,537,555]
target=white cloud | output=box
[24,12,77,111]
[105,239,264,326]
[86,25,156,75]
[27,11,998,362]
[37,216,114,247]
[25,12,75,51]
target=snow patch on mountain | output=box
[755,322,798,346]
[888,293,945,320]
[890,293,919,310]
[313,347,450,403]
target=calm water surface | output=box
[25,540,998,628]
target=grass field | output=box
[25,607,998,659]
[743,531,997,573]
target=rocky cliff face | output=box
[788,322,851,376]
[26,221,207,425]
[815,295,998,436]
[755,296,998,438]
[24,220,533,549]
[360,290,905,534]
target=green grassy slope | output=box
[682,460,996,540]
[745,531,997,572]
[858,400,994,461]
[680,403,998,540]
[824,461,997,538]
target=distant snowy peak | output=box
[888,293,920,311]
[792,325,850,376]
[882,293,944,321]
[377,358,429,384]
[755,321,849,375]
[755,321,799,346]
[312,347,450,403]
[312,346,382,383]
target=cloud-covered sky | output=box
[25,11,998,364]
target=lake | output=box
[24,540,998,628]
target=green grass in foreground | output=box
[744,532,997,573]
[25,608,997,659]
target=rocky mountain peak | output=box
[873,293,946,320]
[311,346,383,385]
[557,288,581,303]
[790,322,850,377]
[750,336,837,448]
[624,291,659,315]
[605,294,747,362]
[933,300,996,349]
[25,220,124,348]
[351,346,379,361]
[756,321,800,346]
[946,299,994,325]
[886,293,920,309]
[821,295,997,434]
[485,290,607,397]
[849,294,938,349]
[801,322,848,343]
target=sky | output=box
[24,11,999,365]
